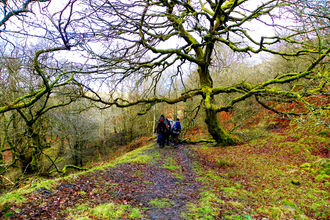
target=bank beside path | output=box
[1,128,330,219]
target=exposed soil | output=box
[1,144,203,220]
[1,125,330,220]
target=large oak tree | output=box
[78,0,330,145]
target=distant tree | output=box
[52,105,98,167]
[0,0,87,176]
[0,83,79,175]
[78,0,330,146]
[0,0,82,114]
[291,0,330,30]
[0,43,81,175]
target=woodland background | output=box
[0,0,329,204]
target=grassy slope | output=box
[0,121,330,219]
[189,124,330,219]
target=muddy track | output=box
[3,144,203,220]
[140,144,201,219]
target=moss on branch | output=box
[49,165,87,175]
[179,138,216,144]
[83,89,204,114]
[0,88,47,113]
[203,86,213,109]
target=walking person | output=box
[164,118,171,145]
[155,115,167,148]
[171,118,182,148]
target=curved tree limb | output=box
[0,175,14,185]
[49,164,87,175]
[0,0,51,30]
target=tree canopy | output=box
[1,0,330,147]
[76,0,330,145]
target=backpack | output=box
[173,121,181,132]
[165,119,171,132]
[157,121,166,133]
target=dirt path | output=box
[3,144,203,219]
[140,145,201,219]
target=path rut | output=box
[2,144,203,220]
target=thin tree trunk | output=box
[25,126,40,174]
[58,137,65,156]
[0,114,5,181]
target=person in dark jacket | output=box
[164,118,171,145]
[155,116,167,148]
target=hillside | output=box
[0,122,330,220]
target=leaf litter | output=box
[1,123,330,219]
[1,145,203,219]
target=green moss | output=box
[308,188,328,195]
[291,180,301,185]
[4,212,16,218]
[78,191,87,195]
[300,163,311,169]
[318,131,330,137]
[315,174,330,182]
[67,202,143,219]
[292,132,303,139]
[324,181,330,187]
[257,206,296,219]
[293,145,301,154]
[149,198,175,208]
[228,201,244,209]
[134,170,145,177]
[92,203,127,219]
[249,138,268,146]
[217,158,233,167]
[181,191,223,220]
[128,208,142,219]
[113,143,157,165]
[172,171,185,181]
[223,187,237,192]
[0,178,57,206]
[223,187,239,197]
[320,168,330,175]
[280,199,302,213]
[162,158,181,170]
[312,158,330,167]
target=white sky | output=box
[0,0,289,92]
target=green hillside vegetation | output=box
[1,1,330,219]
[1,116,329,219]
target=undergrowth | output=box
[186,120,330,219]
[1,119,330,219]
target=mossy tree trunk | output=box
[204,106,237,146]
[1,114,6,177]
[20,124,41,174]
[198,45,238,146]
[16,107,48,174]
[72,140,84,167]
